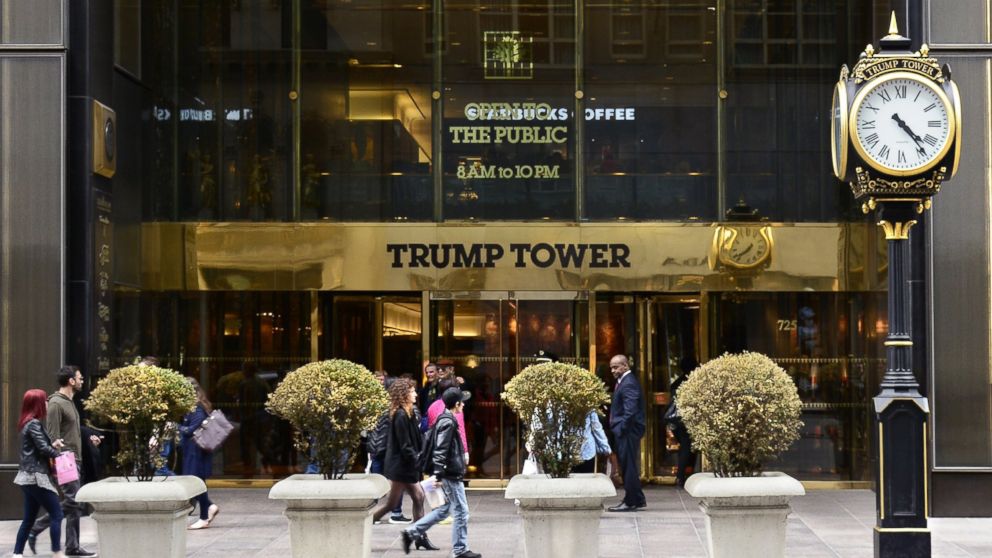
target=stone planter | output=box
[504,473,616,558]
[269,473,390,558]
[685,472,806,558]
[75,476,207,558]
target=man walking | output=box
[607,354,646,512]
[28,366,99,557]
[402,387,480,558]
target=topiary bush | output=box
[85,365,197,481]
[266,359,389,479]
[502,362,610,478]
[677,352,803,477]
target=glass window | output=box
[132,0,889,223]
[442,0,577,220]
[583,0,719,221]
[115,0,141,76]
[299,0,434,221]
[112,291,312,477]
[170,1,295,222]
[712,291,886,481]
[722,0,869,222]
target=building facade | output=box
[1,0,990,517]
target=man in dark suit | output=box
[607,354,646,511]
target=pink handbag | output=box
[54,451,79,485]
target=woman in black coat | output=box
[371,378,427,525]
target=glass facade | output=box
[131,0,881,223]
[105,0,896,481]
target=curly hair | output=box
[388,377,416,417]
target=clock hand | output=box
[735,244,753,258]
[891,113,928,156]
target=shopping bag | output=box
[54,451,79,485]
[420,476,446,509]
[522,454,542,475]
[193,409,234,452]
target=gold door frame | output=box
[638,294,705,484]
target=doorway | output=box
[429,292,589,480]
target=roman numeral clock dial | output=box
[849,71,954,176]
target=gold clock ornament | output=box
[831,75,850,181]
[709,225,773,271]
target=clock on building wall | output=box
[709,225,773,271]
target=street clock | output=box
[832,14,961,206]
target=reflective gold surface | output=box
[140,222,886,292]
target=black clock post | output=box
[833,15,961,558]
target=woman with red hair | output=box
[11,389,65,558]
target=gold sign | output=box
[140,223,884,294]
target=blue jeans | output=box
[407,478,469,556]
[16,484,63,554]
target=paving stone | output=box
[1,487,989,557]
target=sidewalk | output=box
[2,487,990,557]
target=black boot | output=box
[401,530,415,554]
[416,534,440,551]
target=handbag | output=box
[606,453,623,488]
[193,409,234,452]
[664,398,681,426]
[54,451,79,485]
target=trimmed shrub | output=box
[502,362,610,478]
[678,352,803,477]
[85,365,196,481]
[266,359,388,479]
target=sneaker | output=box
[439,515,453,525]
[187,519,210,530]
[455,551,482,558]
[389,514,413,524]
[65,549,97,557]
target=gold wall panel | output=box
[140,222,885,292]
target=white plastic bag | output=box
[522,454,542,475]
[421,476,446,509]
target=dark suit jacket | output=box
[609,372,646,439]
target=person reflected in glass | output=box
[180,378,220,530]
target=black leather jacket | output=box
[431,411,466,480]
[19,419,60,474]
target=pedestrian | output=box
[417,362,441,417]
[573,409,611,473]
[367,375,411,524]
[370,378,428,528]
[28,366,98,557]
[402,387,480,558]
[180,377,220,530]
[607,354,647,512]
[12,389,66,558]
[669,357,699,487]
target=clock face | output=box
[720,226,771,269]
[831,82,848,180]
[850,71,954,176]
